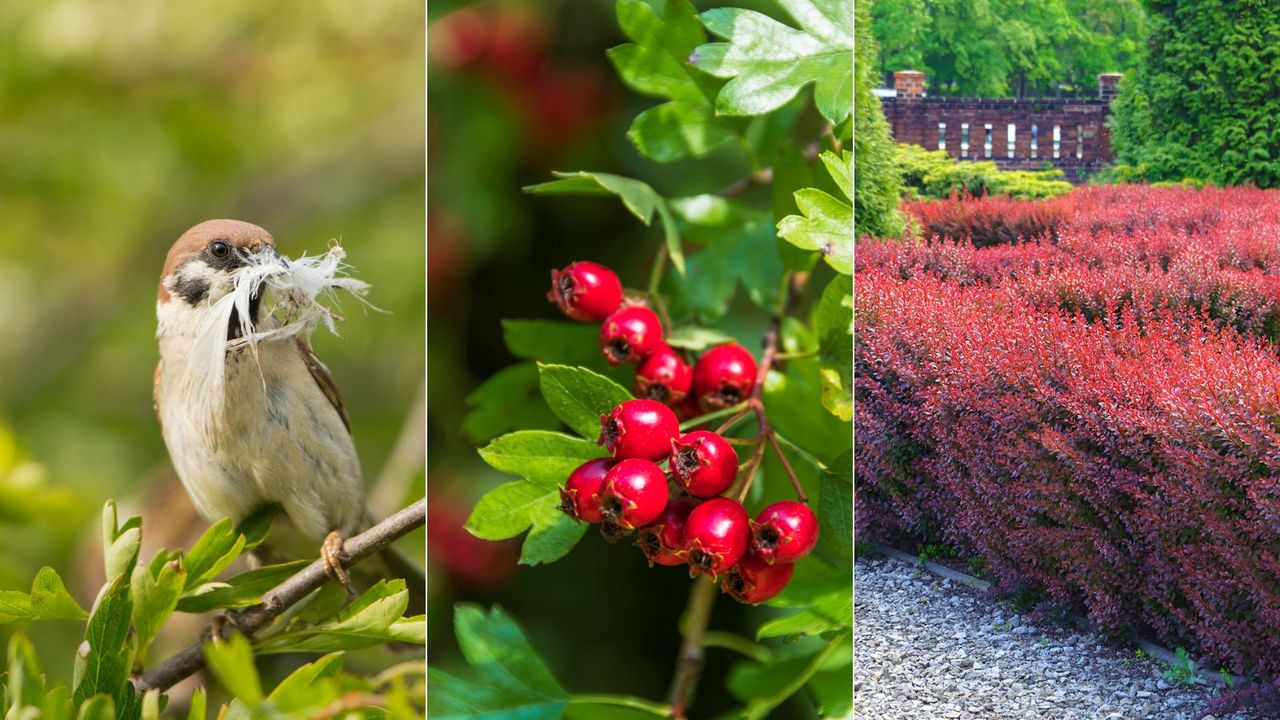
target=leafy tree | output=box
[1110,0,1280,188]
[873,0,1146,97]
[429,0,853,717]
[856,0,905,239]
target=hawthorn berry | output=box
[597,458,670,531]
[636,496,697,567]
[556,457,616,523]
[669,430,738,498]
[674,393,704,423]
[547,261,622,322]
[634,344,694,405]
[750,501,819,564]
[599,306,663,365]
[694,343,758,409]
[599,399,680,461]
[682,497,750,577]
[722,551,795,604]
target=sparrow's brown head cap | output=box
[158,219,275,302]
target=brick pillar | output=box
[894,70,925,99]
[1098,73,1122,103]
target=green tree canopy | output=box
[855,0,903,238]
[873,0,1145,97]
[1111,0,1280,188]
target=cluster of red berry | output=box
[547,261,819,603]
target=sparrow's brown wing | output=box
[295,338,351,433]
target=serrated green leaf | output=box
[692,0,852,124]
[501,320,623,378]
[0,568,88,623]
[428,604,568,720]
[72,573,137,717]
[463,363,560,444]
[778,151,852,275]
[664,195,783,323]
[185,688,205,720]
[815,274,852,419]
[757,561,851,639]
[176,560,307,614]
[606,0,736,163]
[265,652,343,711]
[524,171,684,274]
[203,633,262,705]
[537,364,633,440]
[74,695,115,720]
[771,142,820,271]
[819,450,852,561]
[131,558,186,656]
[102,502,142,582]
[469,431,605,565]
[183,519,245,591]
[255,581,424,653]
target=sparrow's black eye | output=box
[209,240,231,259]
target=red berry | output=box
[634,344,694,405]
[682,497,750,577]
[694,343,758,409]
[556,458,616,523]
[547,261,623,322]
[636,496,697,566]
[599,399,680,461]
[722,551,794,604]
[669,431,738,498]
[596,458,670,531]
[674,393,704,422]
[750,501,819,564]
[599,306,663,365]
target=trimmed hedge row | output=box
[856,268,1280,677]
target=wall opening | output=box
[961,123,969,158]
[983,123,993,158]
[1031,124,1038,158]
[1053,125,1061,159]
[1007,123,1016,158]
[938,122,946,151]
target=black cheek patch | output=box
[173,274,210,305]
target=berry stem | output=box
[677,402,747,431]
[713,405,754,434]
[568,695,673,716]
[666,575,717,719]
[647,244,673,329]
[766,431,808,504]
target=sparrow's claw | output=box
[322,531,355,595]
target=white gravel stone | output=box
[854,556,1254,719]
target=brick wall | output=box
[881,71,1121,183]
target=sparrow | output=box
[153,219,423,611]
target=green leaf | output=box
[665,324,735,351]
[183,519,246,590]
[537,364,633,440]
[185,688,205,720]
[203,633,262,705]
[606,0,735,163]
[726,633,851,719]
[763,372,850,468]
[819,450,852,561]
[502,320,610,368]
[770,142,820,271]
[41,686,73,720]
[463,363,561,444]
[757,561,851,639]
[101,501,141,582]
[663,195,783,323]
[74,695,115,720]
[7,633,44,711]
[139,690,160,720]
[265,652,344,711]
[815,274,852,419]
[131,557,186,656]
[692,0,852,124]
[469,431,605,565]
[0,568,89,623]
[72,573,137,718]
[176,560,307,614]
[255,581,424,653]
[428,604,568,720]
[778,150,852,274]
[524,171,684,274]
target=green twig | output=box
[678,403,748,431]
[666,576,718,719]
[743,632,849,720]
[702,631,770,663]
[647,244,672,328]
[772,432,827,471]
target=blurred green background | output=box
[0,0,424,704]
[426,1,823,716]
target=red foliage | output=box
[857,185,1280,680]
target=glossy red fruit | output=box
[669,431,738,498]
[547,261,623,322]
[750,501,819,564]
[557,458,616,523]
[682,497,750,577]
[722,551,795,604]
[599,399,680,461]
[634,344,694,405]
[636,496,697,566]
[597,458,670,530]
[599,306,663,365]
[694,343,758,409]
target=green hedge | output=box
[895,144,1074,200]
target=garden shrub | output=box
[856,268,1280,678]
[896,144,1074,201]
[854,0,905,239]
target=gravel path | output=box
[855,556,1249,720]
